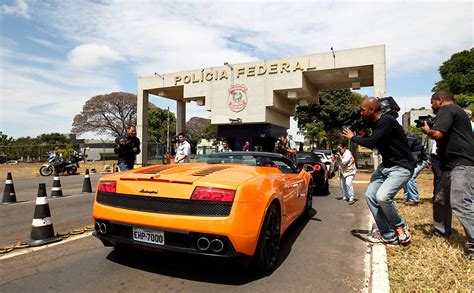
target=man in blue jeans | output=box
[421,90,474,260]
[402,133,429,205]
[343,97,415,245]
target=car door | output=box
[274,157,306,224]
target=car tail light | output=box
[313,164,321,171]
[97,181,116,193]
[191,187,236,202]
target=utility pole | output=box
[166,106,170,164]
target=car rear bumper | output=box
[92,199,267,256]
[92,219,251,260]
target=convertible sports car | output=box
[92,152,314,273]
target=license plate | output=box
[132,227,165,245]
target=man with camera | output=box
[114,126,141,171]
[343,97,415,245]
[420,90,474,260]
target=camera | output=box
[343,108,366,132]
[343,96,400,132]
[414,115,434,128]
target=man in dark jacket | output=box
[402,133,429,205]
[114,126,141,171]
[343,97,415,245]
[421,90,474,260]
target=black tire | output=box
[322,178,329,195]
[252,204,281,274]
[39,165,53,176]
[67,166,77,175]
[305,184,313,219]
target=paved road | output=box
[0,176,373,292]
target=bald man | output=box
[343,97,415,245]
[421,90,474,260]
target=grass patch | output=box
[387,172,473,291]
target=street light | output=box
[224,62,234,86]
[330,47,336,68]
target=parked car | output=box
[296,152,329,196]
[314,151,336,178]
[92,151,314,273]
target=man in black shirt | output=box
[114,126,141,171]
[421,90,474,260]
[343,97,415,245]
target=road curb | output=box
[369,244,390,292]
[366,217,390,293]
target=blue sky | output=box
[0,0,472,139]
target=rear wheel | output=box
[252,204,281,274]
[67,166,77,175]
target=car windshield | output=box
[196,152,298,174]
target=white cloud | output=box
[0,48,121,138]
[29,37,62,50]
[1,0,472,139]
[0,0,30,19]
[39,1,472,76]
[67,43,124,67]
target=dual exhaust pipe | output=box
[94,222,107,235]
[95,222,223,253]
[197,237,224,253]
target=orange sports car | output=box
[92,151,315,273]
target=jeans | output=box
[403,160,428,202]
[366,165,412,239]
[433,165,474,251]
[340,174,355,200]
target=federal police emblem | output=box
[227,84,248,113]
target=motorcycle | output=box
[39,152,82,176]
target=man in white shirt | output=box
[220,139,232,152]
[175,132,191,164]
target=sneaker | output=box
[462,250,474,260]
[395,225,411,244]
[428,230,451,239]
[348,198,355,205]
[336,196,348,201]
[367,231,399,246]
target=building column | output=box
[137,90,149,166]
[372,62,386,169]
[176,100,186,134]
[373,63,386,99]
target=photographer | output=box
[343,97,415,245]
[421,90,474,260]
[114,126,141,171]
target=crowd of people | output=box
[114,90,473,259]
[343,91,473,259]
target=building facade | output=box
[136,45,387,165]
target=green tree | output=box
[36,133,69,145]
[148,106,176,147]
[301,121,327,149]
[0,132,13,145]
[454,93,474,110]
[295,89,364,148]
[432,48,474,95]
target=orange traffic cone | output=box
[2,172,17,204]
[27,183,62,246]
[82,169,92,193]
[51,170,63,197]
